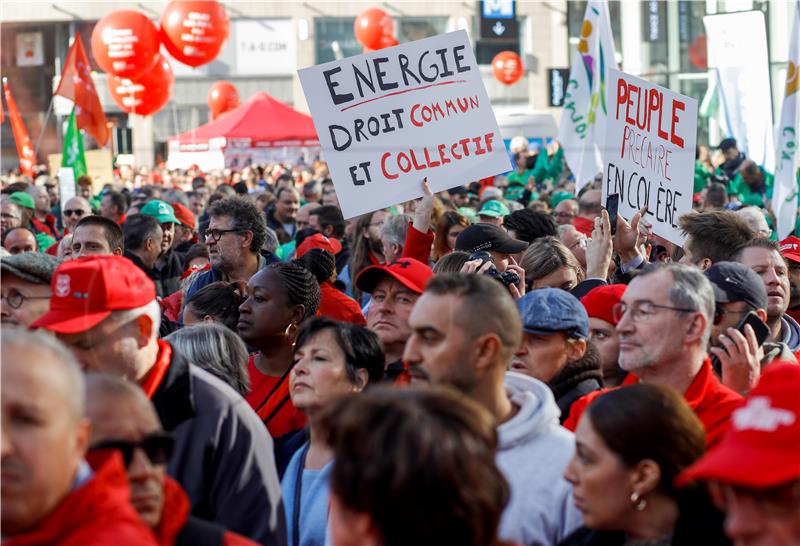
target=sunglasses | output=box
[63,209,87,217]
[89,433,175,468]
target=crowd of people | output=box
[1,136,799,546]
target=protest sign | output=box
[602,69,697,246]
[298,30,511,219]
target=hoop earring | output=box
[284,322,298,345]
[630,491,647,512]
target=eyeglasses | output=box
[89,432,175,468]
[368,221,385,228]
[612,300,696,322]
[2,289,50,309]
[1,212,21,221]
[204,228,241,242]
[707,480,800,517]
[63,209,87,217]
[568,236,588,250]
[713,306,751,326]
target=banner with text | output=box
[298,30,511,219]
[602,69,697,246]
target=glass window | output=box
[314,16,448,64]
[678,0,708,73]
[566,1,622,60]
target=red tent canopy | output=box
[171,92,319,150]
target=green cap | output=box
[140,200,179,224]
[456,207,477,222]
[478,199,510,218]
[550,191,573,208]
[9,192,35,210]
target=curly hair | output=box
[269,261,321,320]
[207,196,267,252]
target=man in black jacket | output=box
[31,255,286,546]
[512,287,602,422]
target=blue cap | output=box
[516,288,589,339]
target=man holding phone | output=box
[704,262,793,395]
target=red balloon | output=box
[354,8,394,50]
[492,51,524,85]
[107,55,174,116]
[208,81,240,120]
[363,35,400,53]
[159,1,229,68]
[688,35,708,70]
[91,10,160,79]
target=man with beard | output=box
[780,236,800,323]
[140,200,184,298]
[735,238,800,353]
[715,137,746,182]
[185,196,278,302]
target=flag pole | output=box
[34,95,56,158]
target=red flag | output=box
[2,79,35,176]
[54,32,109,147]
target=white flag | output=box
[557,0,618,192]
[772,0,800,239]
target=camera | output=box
[468,251,521,288]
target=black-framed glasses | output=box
[612,301,696,323]
[713,306,751,326]
[89,432,175,468]
[63,209,87,217]
[2,290,50,310]
[204,228,241,242]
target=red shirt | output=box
[4,456,157,546]
[402,223,435,265]
[563,359,743,448]
[245,354,307,438]
[319,282,366,325]
[139,341,173,399]
[572,216,595,237]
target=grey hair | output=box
[3,328,85,419]
[379,214,411,247]
[262,227,279,254]
[556,224,578,238]
[481,187,503,202]
[57,235,73,259]
[166,322,250,395]
[640,263,715,350]
[109,300,161,337]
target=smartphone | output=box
[735,311,770,346]
[710,311,770,375]
[606,193,620,235]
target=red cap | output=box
[679,362,800,488]
[779,236,800,264]
[356,258,433,295]
[580,284,627,326]
[171,202,195,230]
[296,233,342,259]
[30,256,157,334]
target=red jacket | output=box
[4,456,157,546]
[402,223,435,265]
[156,475,258,546]
[572,216,595,237]
[563,359,743,448]
[319,281,366,325]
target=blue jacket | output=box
[185,250,279,302]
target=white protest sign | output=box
[298,30,511,219]
[58,167,76,210]
[602,69,697,246]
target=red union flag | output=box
[2,79,36,176]
[54,32,109,147]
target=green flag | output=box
[61,107,87,179]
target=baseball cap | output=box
[171,202,196,230]
[550,191,573,208]
[9,192,35,210]
[355,258,433,295]
[455,223,527,255]
[780,236,800,264]
[679,362,800,488]
[30,255,157,334]
[296,233,342,259]
[478,200,511,218]
[717,137,738,152]
[1,252,60,285]
[705,261,768,311]
[517,288,589,339]
[580,284,627,326]
[140,200,179,224]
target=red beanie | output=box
[580,284,627,326]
